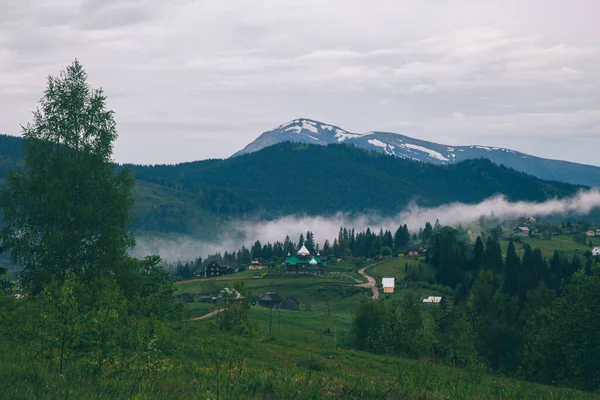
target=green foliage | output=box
[132,255,182,320]
[0,60,135,293]
[523,267,600,390]
[349,294,428,359]
[218,281,256,336]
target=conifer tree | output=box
[472,236,484,270]
[504,241,522,296]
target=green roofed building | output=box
[285,244,327,274]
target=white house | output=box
[382,278,395,294]
[593,247,600,256]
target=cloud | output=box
[0,1,600,165]
[136,189,600,262]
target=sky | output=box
[1,0,600,166]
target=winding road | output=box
[357,262,381,300]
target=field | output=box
[177,272,366,314]
[500,234,600,259]
[3,315,596,399]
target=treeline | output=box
[351,226,600,391]
[169,223,439,280]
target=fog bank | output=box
[133,189,600,262]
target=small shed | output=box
[382,278,395,294]
[593,247,600,256]
[281,297,300,311]
[422,296,442,306]
[258,292,283,309]
[177,292,195,303]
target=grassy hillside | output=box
[3,312,595,399]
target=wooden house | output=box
[405,244,423,257]
[281,297,300,311]
[248,259,267,270]
[206,261,229,277]
[258,292,283,309]
[177,292,195,303]
[513,227,530,237]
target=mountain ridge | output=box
[231,118,600,187]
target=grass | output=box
[4,314,596,399]
[248,306,355,347]
[368,257,423,281]
[177,273,368,314]
[501,234,600,259]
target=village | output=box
[173,217,600,321]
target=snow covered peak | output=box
[276,118,320,134]
[235,118,524,166]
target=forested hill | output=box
[0,136,584,233]
[0,134,24,184]
[126,142,582,217]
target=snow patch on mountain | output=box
[336,130,361,142]
[368,139,387,149]
[403,144,449,161]
[284,119,319,134]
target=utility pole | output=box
[269,307,273,337]
[278,309,281,338]
[334,320,337,349]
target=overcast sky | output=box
[1,0,600,166]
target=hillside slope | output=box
[129,142,582,217]
[232,119,600,187]
[1,135,586,230]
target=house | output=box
[513,227,530,237]
[405,244,423,257]
[526,217,536,224]
[585,230,596,237]
[593,247,600,256]
[596,229,600,236]
[177,292,195,303]
[382,277,395,294]
[281,297,300,311]
[220,287,243,302]
[248,259,267,270]
[422,296,442,306]
[285,245,327,274]
[258,292,283,308]
[206,261,229,277]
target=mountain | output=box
[232,118,600,187]
[129,142,581,217]
[0,134,588,233]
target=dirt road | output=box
[357,262,381,300]
[190,308,224,321]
